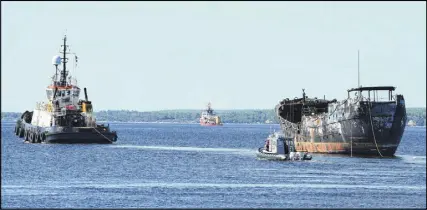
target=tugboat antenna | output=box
[61,35,68,86]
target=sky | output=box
[1,1,426,112]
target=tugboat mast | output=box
[60,35,68,86]
[207,102,213,114]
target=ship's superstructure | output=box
[14,35,118,144]
[275,87,406,156]
[199,103,223,126]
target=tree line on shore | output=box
[2,108,426,126]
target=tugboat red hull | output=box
[200,121,223,126]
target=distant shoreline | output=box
[2,119,425,128]
[2,107,425,126]
[0,119,280,126]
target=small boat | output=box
[257,132,312,161]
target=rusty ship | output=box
[14,35,118,144]
[275,87,407,157]
[200,103,223,126]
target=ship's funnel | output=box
[84,88,88,101]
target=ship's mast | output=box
[207,102,213,114]
[60,35,68,86]
[55,65,58,83]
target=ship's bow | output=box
[378,95,407,155]
[348,95,407,156]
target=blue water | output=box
[1,122,426,208]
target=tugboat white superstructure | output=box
[257,132,312,161]
[200,102,223,126]
[14,35,118,144]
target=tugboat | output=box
[257,132,312,161]
[200,102,223,126]
[13,35,118,144]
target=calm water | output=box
[1,122,426,208]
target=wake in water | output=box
[3,182,425,190]
[110,144,256,156]
[397,155,427,165]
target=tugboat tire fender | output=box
[20,111,28,120]
[29,131,35,143]
[33,131,39,143]
[40,133,44,143]
[35,132,42,143]
[24,130,29,142]
[21,111,33,123]
[33,132,37,143]
[19,128,25,138]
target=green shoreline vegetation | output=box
[2,108,426,126]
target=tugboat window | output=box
[73,90,80,97]
[46,90,53,100]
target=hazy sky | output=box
[1,2,426,112]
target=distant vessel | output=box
[257,131,312,161]
[200,103,223,126]
[407,120,416,127]
[14,35,118,144]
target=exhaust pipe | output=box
[84,88,88,101]
[53,87,58,99]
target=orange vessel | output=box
[199,103,223,126]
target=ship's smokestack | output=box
[84,88,88,101]
[53,87,58,99]
[302,89,306,103]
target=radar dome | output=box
[52,55,61,66]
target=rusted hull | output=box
[294,141,398,156]
[276,92,407,157]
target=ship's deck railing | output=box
[348,87,397,102]
[35,102,54,112]
[349,95,396,103]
